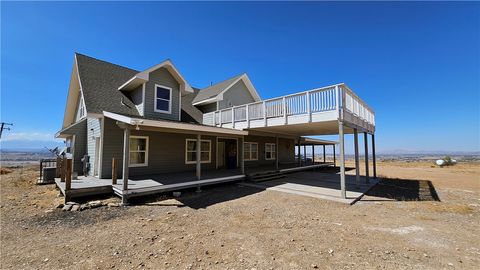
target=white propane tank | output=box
[436,159,446,166]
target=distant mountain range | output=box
[0,140,64,152]
[377,149,480,156]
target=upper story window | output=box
[154,84,172,114]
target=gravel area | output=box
[1,162,479,269]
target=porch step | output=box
[248,171,285,182]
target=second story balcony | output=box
[202,83,375,136]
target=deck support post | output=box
[240,136,245,175]
[65,158,72,202]
[364,132,370,184]
[297,138,301,167]
[122,127,130,205]
[60,156,66,182]
[303,144,307,166]
[372,133,377,179]
[323,145,326,163]
[354,128,360,189]
[312,144,315,164]
[339,121,346,199]
[275,136,279,170]
[333,145,336,167]
[196,134,201,180]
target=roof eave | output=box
[117,74,149,91]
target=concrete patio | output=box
[241,170,378,204]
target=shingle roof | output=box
[181,88,204,123]
[75,53,141,117]
[191,73,244,104]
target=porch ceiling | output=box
[55,118,87,138]
[247,120,356,137]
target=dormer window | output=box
[154,84,172,114]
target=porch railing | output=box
[202,83,375,130]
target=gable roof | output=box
[192,74,243,104]
[75,53,141,117]
[118,59,194,93]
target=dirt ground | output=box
[1,161,479,270]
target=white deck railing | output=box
[202,83,375,132]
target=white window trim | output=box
[129,135,149,167]
[265,143,276,160]
[244,142,258,161]
[154,84,172,114]
[185,139,211,164]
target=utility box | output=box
[42,167,56,182]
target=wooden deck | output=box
[54,163,335,202]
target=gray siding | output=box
[243,135,295,167]
[218,80,255,110]
[143,68,181,121]
[130,85,144,116]
[87,117,102,176]
[100,118,217,178]
[99,118,295,178]
[101,117,124,178]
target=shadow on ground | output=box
[364,178,441,201]
[128,183,263,209]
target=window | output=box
[244,142,258,161]
[77,96,86,119]
[154,85,172,113]
[129,136,149,167]
[186,139,211,164]
[265,143,276,160]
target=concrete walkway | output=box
[241,171,378,204]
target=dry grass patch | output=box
[0,167,13,175]
[423,203,474,214]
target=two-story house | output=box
[55,53,376,203]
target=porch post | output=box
[240,136,245,174]
[323,145,326,163]
[122,127,130,204]
[354,128,360,189]
[372,133,377,179]
[364,132,370,183]
[303,144,307,166]
[196,134,201,180]
[339,121,346,199]
[312,144,315,164]
[275,136,279,170]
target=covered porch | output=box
[54,162,335,202]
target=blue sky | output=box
[1,1,479,152]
